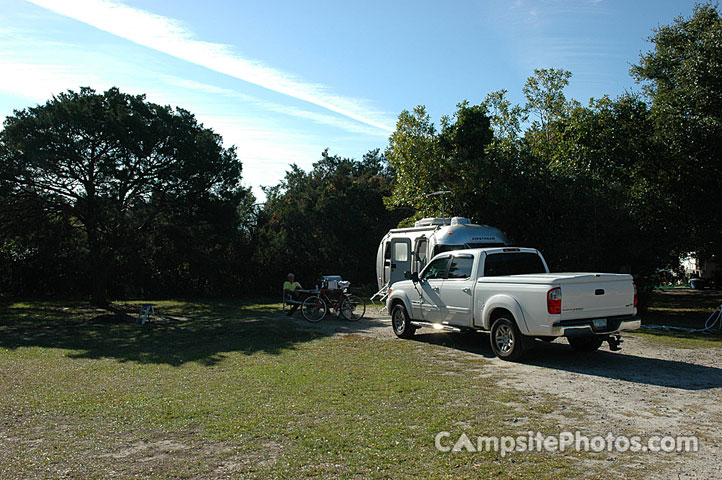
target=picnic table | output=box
[282,288,318,312]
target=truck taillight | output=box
[633,283,637,309]
[547,287,562,314]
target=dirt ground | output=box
[287,307,722,479]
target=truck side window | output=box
[447,255,474,279]
[420,256,450,280]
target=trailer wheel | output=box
[567,336,604,352]
[490,316,528,361]
[391,304,415,339]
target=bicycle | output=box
[301,282,366,323]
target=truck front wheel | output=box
[567,336,604,352]
[391,304,416,339]
[490,317,528,361]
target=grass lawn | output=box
[1,299,615,479]
[633,289,722,348]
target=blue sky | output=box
[0,0,700,199]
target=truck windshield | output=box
[483,253,546,276]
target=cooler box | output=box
[323,275,343,290]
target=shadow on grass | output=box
[649,288,722,308]
[410,330,722,391]
[411,331,496,359]
[645,288,722,329]
[0,300,326,366]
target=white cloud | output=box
[0,61,320,201]
[0,60,104,101]
[164,77,389,137]
[24,0,394,133]
[0,59,319,199]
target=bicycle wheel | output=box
[340,295,366,321]
[302,296,327,323]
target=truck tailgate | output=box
[558,274,635,320]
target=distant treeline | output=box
[1,4,721,306]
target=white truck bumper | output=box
[551,315,641,337]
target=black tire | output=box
[391,304,415,339]
[301,296,327,323]
[340,295,365,321]
[489,316,528,361]
[567,336,604,352]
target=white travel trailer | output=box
[375,217,509,290]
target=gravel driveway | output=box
[287,307,722,479]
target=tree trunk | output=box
[86,222,109,307]
[90,263,109,307]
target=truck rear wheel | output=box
[391,304,416,339]
[567,336,604,352]
[490,316,528,361]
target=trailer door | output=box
[414,237,428,272]
[382,241,391,286]
[389,238,412,286]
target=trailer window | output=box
[483,253,546,276]
[393,242,409,262]
[447,255,474,279]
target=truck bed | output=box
[475,272,635,322]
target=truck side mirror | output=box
[404,271,419,282]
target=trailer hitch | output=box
[607,334,623,352]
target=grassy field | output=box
[634,288,722,348]
[0,291,719,479]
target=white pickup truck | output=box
[386,247,640,361]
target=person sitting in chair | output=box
[283,273,303,316]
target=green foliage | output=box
[0,193,88,297]
[255,149,407,291]
[632,2,722,261]
[523,68,581,163]
[2,2,721,302]
[482,89,526,150]
[384,106,441,217]
[0,87,251,303]
[385,102,494,222]
[523,67,574,127]
[386,70,682,296]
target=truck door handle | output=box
[390,263,396,269]
[432,287,440,292]
[462,287,471,294]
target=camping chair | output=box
[282,288,303,312]
[137,303,156,324]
